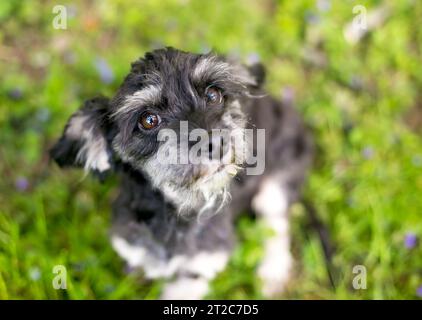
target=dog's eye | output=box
[205,86,223,106]
[139,112,161,130]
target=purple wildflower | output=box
[124,264,136,274]
[281,87,295,105]
[8,88,23,100]
[67,4,77,18]
[362,146,374,160]
[94,58,114,84]
[404,233,418,249]
[247,52,261,65]
[417,285,422,298]
[199,44,211,54]
[350,75,363,91]
[36,107,51,123]
[305,11,320,25]
[412,155,422,168]
[29,267,41,281]
[15,177,29,192]
[317,0,331,12]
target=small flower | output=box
[417,285,422,298]
[15,177,29,192]
[124,264,136,274]
[29,267,41,281]
[305,11,320,25]
[36,107,51,123]
[412,155,422,168]
[67,4,77,18]
[199,44,211,54]
[94,58,114,84]
[349,75,363,91]
[247,52,261,65]
[317,0,331,12]
[362,146,374,160]
[8,88,23,100]
[281,87,295,105]
[404,233,418,249]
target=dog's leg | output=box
[252,178,293,298]
[161,276,210,300]
[160,250,230,300]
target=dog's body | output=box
[51,48,312,299]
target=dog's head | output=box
[51,48,263,214]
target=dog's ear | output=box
[224,54,266,90]
[50,96,114,178]
[247,62,266,88]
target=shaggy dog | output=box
[51,47,313,299]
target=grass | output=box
[1,0,422,299]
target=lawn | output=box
[1,0,422,299]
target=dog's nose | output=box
[208,142,214,156]
[208,135,227,161]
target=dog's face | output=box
[51,48,259,214]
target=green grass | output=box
[1,0,422,299]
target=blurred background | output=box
[1,0,422,299]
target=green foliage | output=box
[1,0,422,299]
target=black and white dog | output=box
[51,47,313,299]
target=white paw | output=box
[160,277,209,300]
[258,249,293,298]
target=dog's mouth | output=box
[143,134,247,199]
[188,161,241,195]
[191,144,240,181]
[203,162,238,177]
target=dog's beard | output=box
[139,102,248,217]
[142,154,240,217]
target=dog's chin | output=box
[193,162,239,191]
[154,162,239,217]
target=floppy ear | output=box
[247,62,266,88]
[223,54,265,90]
[50,96,114,177]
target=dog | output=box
[51,47,313,299]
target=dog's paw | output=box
[258,250,293,298]
[160,277,209,300]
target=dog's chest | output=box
[111,177,235,278]
[111,210,234,279]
